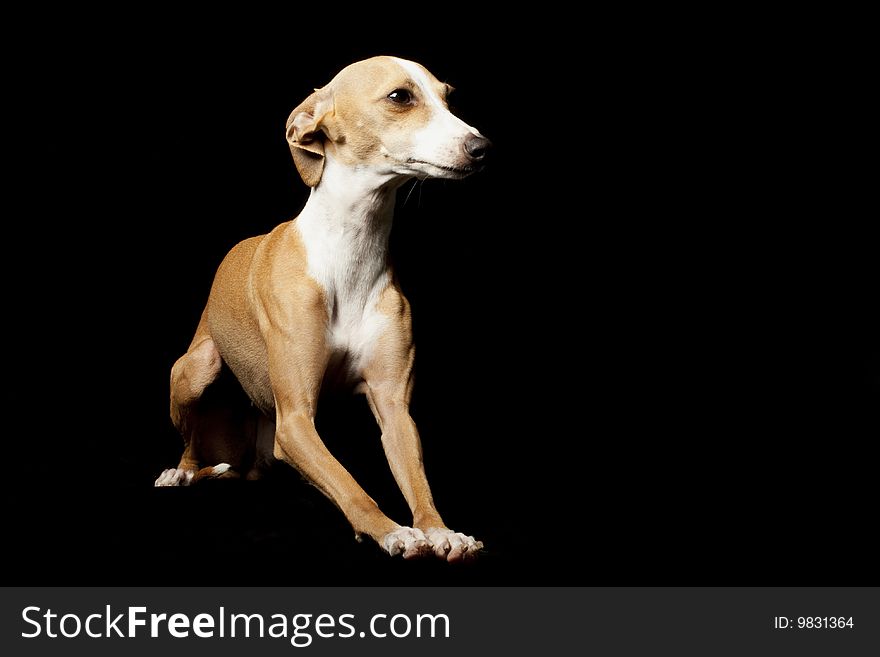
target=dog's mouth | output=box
[405,158,481,177]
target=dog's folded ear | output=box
[286,88,335,187]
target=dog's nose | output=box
[464,134,492,161]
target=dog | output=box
[154,56,490,562]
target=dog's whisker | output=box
[403,178,419,207]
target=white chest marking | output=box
[295,160,394,377]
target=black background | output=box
[10,13,877,585]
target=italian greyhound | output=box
[155,56,490,562]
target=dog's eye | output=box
[387,89,413,105]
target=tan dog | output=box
[155,56,490,562]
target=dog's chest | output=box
[298,225,389,381]
[323,277,388,380]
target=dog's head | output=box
[286,56,491,187]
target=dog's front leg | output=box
[364,378,483,562]
[265,332,431,559]
[363,305,483,562]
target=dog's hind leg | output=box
[155,312,251,486]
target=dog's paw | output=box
[424,528,483,563]
[154,468,194,487]
[382,527,432,559]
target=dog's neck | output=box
[294,156,407,314]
